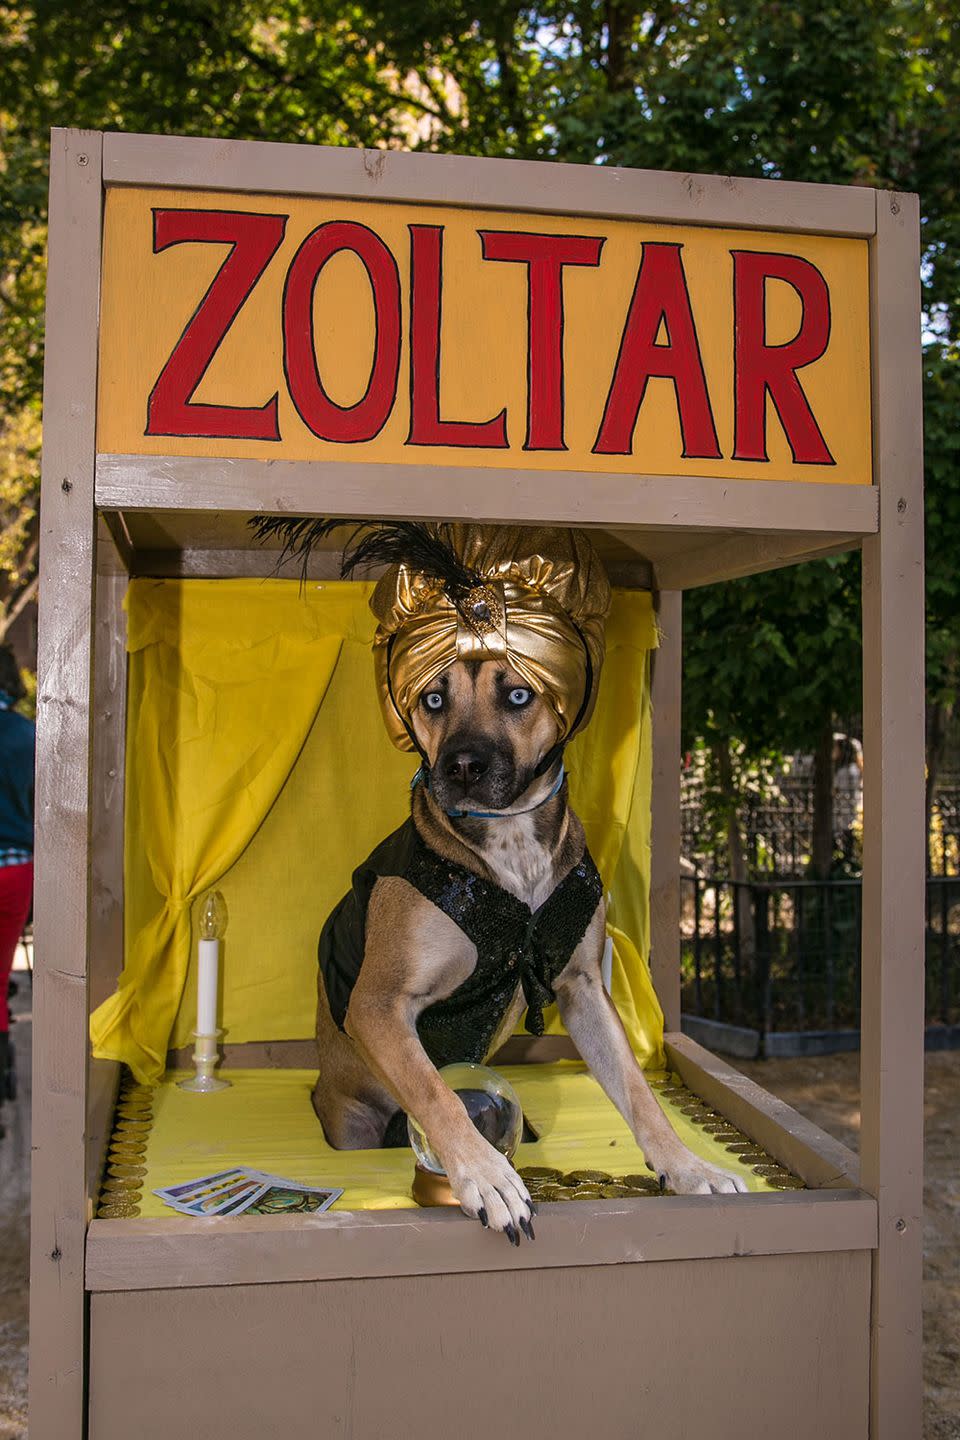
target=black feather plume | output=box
[248,516,483,612]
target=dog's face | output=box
[410,661,560,812]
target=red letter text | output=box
[594,242,720,459]
[283,221,401,444]
[147,209,287,440]
[480,231,604,450]
[732,251,834,465]
[408,225,508,449]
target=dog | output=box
[311,657,748,1242]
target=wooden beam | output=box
[101,131,878,238]
[85,1186,877,1294]
[649,591,682,1028]
[666,1034,860,1190]
[95,455,880,538]
[859,189,926,1439]
[29,126,103,1440]
[655,531,864,590]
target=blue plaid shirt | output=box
[0,691,33,864]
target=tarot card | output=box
[241,1180,343,1215]
[173,1180,269,1217]
[154,1168,260,1215]
[154,1167,342,1217]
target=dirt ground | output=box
[739,1049,960,1440]
[1,985,957,1437]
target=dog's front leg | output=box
[346,878,535,1243]
[553,907,748,1196]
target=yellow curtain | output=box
[90,579,664,1081]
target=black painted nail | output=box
[528,1200,538,1216]
[520,1216,535,1241]
[478,1207,488,1228]
[659,1173,667,1193]
[505,1223,518,1246]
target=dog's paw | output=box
[447,1144,536,1245]
[645,1146,750,1196]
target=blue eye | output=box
[507,687,531,707]
[424,692,444,711]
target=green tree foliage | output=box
[0,1,957,837]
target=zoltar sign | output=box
[98,188,871,486]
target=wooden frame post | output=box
[650,590,683,1032]
[860,189,926,1437]
[28,128,103,1439]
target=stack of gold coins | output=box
[96,1069,155,1218]
[517,1167,666,1201]
[516,1070,808,1197]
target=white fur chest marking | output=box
[482,814,556,910]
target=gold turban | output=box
[371,525,611,753]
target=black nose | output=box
[445,751,489,784]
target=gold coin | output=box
[766,1176,805,1190]
[116,1104,152,1118]
[98,1203,139,1218]
[115,1120,150,1132]
[100,1192,142,1215]
[109,1144,146,1158]
[658,1088,688,1100]
[107,1164,146,1179]
[518,1166,563,1182]
[536,1184,563,1202]
[101,1178,143,1193]
[622,1185,660,1198]
[621,1172,656,1188]
[563,1169,611,1185]
[725,1142,766,1155]
[752,1164,793,1178]
[570,1184,605,1199]
[600,1183,633,1198]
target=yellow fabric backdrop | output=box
[90,579,664,1082]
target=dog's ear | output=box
[248,516,482,608]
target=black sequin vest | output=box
[319,817,603,1071]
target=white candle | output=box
[197,937,219,1034]
[196,889,228,1036]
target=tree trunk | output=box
[926,688,955,874]
[713,740,756,966]
[810,720,835,880]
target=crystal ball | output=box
[408,1063,523,1175]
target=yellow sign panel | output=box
[98,186,872,484]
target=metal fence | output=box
[681,769,867,879]
[681,874,960,1036]
[681,775,960,881]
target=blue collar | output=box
[412,762,566,820]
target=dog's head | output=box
[410,660,561,813]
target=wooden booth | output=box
[30,128,924,1440]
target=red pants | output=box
[0,862,32,1032]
